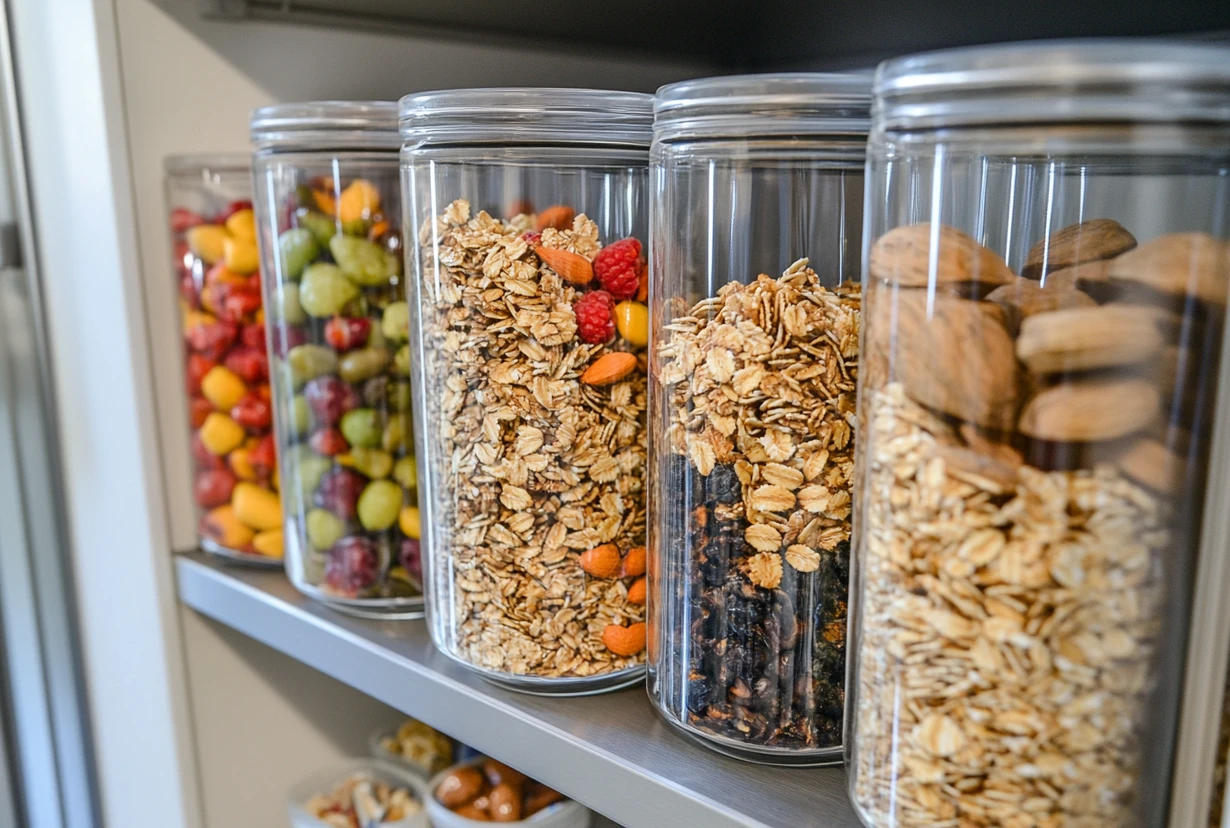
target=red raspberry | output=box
[521,231,542,246]
[592,238,644,301]
[574,290,615,344]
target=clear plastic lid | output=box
[250,101,400,152]
[653,73,873,142]
[399,88,653,147]
[163,153,249,177]
[875,40,1230,130]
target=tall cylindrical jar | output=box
[647,75,869,764]
[166,155,284,567]
[402,89,652,694]
[251,102,423,618]
[848,42,1230,827]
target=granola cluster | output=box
[656,260,859,752]
[852,383,1167,827]
[417,200,646,678]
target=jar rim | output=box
[163,153,250,176]
[875,39,1230,130]
[653,73,873,141]
[250,101,400,152]
[398,88,653,147]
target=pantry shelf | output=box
[175,552,861,828]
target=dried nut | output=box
[536,246,593,285]
[602,622,646,656]
[482,759,527,787]
[1016,305,1164,374]
[867,289,1018,430]
[1038,259,1112,292]
[621,545,646,577]
[1019,378,1160,442]
[523,785,564,816]
[1021,218,1137,280]
[1107,232,1230,305]
[933,440,1020,492]
[579,543,621,578]
[626,576,646,604]
[581,352,636,385]
[869,223,1015,288]
[985,277,1096,321]
[436,766,485,808]
[454,803,491,820]
[488,782,523,822]
[534,205,575,232]
[1116,437,1186,495]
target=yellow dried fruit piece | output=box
[338,179,381,224]
[614,301,649,347]
[199,412,245,455]
[186,225,228,265]
[224,208,257,243]
[201,504,254,549]
[223,236,260,275]
[232,482,282,531]
[200,365,246,411]
[399,505,421,539]
[252,528,284,559]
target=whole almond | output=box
[581,352,636,385]
[1019,378,1159,442]
[866,288,1018,430]
[626,576,646,605]
[1116,437,1186,495]
[1038,259,1111,292]
[579,543,621,578]
[436,766,485,808]
[1016,305,1164,374]
[602,622,646,656]
[535,205,575,232]
[537,246,593,285]
[985,277,1096,323]
[1022,218,1137,280]
[621,545,646,577]
[1107,232,1230,305]
[869,224,1015,288]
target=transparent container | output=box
[165,154,282,568]
[251,102,423,618]
[287,758,429,828]
[848,42,1230,827]
[646,74,869,765]
[401,89,652,694]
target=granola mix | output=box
[415,200,646,679]
[655,259,859,753]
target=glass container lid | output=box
[250,101,400,152]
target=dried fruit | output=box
[621,545,646,578]
[869,223,1015,288]
[1021,218,1137,280]
[1016,304,1164,373]
[574,290,616,344]
[592,237,644,300]
[488,782,522,822]
[613,300,649,347]
[1018,377,1160,442]
[534,205,575,232]
[579,543,622,578]
[580,352,636,386]
[602,622,646,656]
[536,246,594,286]
[436,766,484,808]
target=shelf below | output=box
[175,552,860,828]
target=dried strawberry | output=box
[225,347,268,384]
[521,231,542,247]
[231,393,272,431]
[221,289,262,323]
[241,323,266,350]
[592,238,644,301]
[185,321,238,362]
[188,396,213,429]
[249,434,277,478]
[170,208,205,234]
[185,353,217,396]
[574,290,616,344]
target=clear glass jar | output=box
[848,42,1230,827]
[165,154,283,567]
[251,102,423,618]
[646,74,869,764]
[401,89,652,694]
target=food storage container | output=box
[401,89,652,694]
[287,758,429,828]
[426,758,590,828]
[166,154,283,567]
[646,74,869,765]
[369,719,455,777]
[251,102,423,618]
[848,42,1230,828]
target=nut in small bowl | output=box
[287,758,429,828]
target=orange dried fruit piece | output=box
[579,543,621,578]
[338,179,381,224]
[622,545,646,577]
[581,352,636,386]
[603,622,646,656]
[534,205,574,231]
[200,504,255,549]
[536,246,593,286]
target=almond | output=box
[1022,218,1137,280]
[581,352,636,385]
[1107,232,1229,305]
[626,576,647,605]
[602,622,646,656]
[579,543,621,578]
[535,205,575,232]
[1016,304,1164,374]
[1115,437,1185,495]
[1018,378,1159,442]
[985,277,1096,323]
[865,288,1018,430]
[869,223,1015,288]
[621,545,646,577]
[536,246,593,285]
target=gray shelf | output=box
[175,552,861,828]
